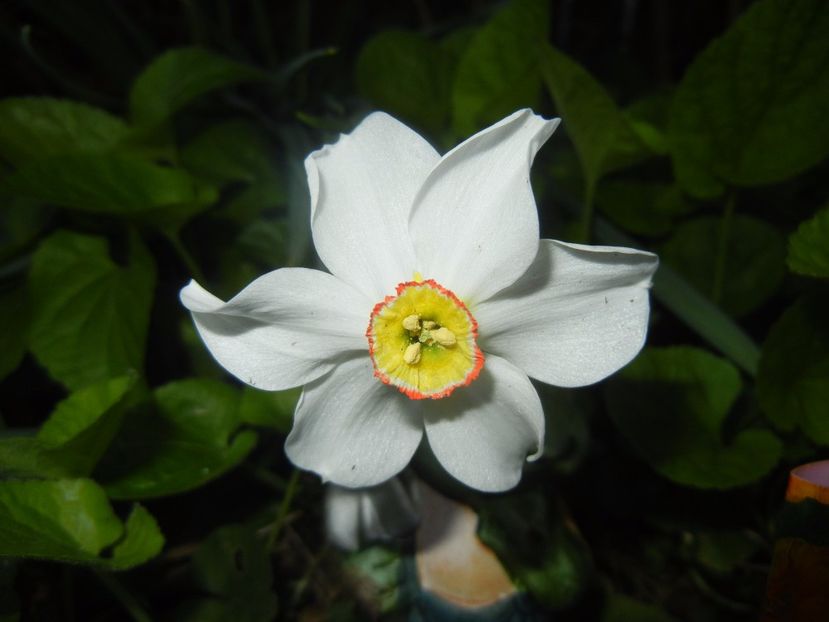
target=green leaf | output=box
[452,0,548,135]
[788,205,829,278]
[1,154,217,225]
[239,387,299,433]
[669,0,829,195]
[129,47,265,127]
[758,294,829,444]
[0,285,29,380]
[0,479,162,568]
[540,43,649,193]
[659,215,785,317]
[477,493,593,610]
[28,231,155,390]
[0,375,137,478]
[356,30,454,135]
[606,347,782,489]
[181,119,274,185]
[98,379,257,499]
[0,98,128,165]
[595,181,693,237]
[624,89,673,156]
[174,524,278,622]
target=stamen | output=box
[432,327,457,347]
[422,320,437,330]
[402,314,421,332]
[403,342,422,365]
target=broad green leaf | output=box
[541,43,649,194]
[694,530,760,574]
[181,119,274,185]
[0,286,28,380]
[0,375,136,478]
[660,215,785,317]
[239,386,299,433]
[98,379,257,499]
[595,181,693,237]
[758,295,829,444]
[669,0,829,195]
[0,479,162,568]
[452,0,548,135]
[175,525,278,622]
[28,231,155,390]
[1,154,217,224]
[235,220,290,268]
[0,98,128,165]
[221,177,285,224]
[477,493,593,610]
[596,218,761,375]
[345,546,403,615]
[130,47,265,126]
[788,206,829,278]
[607,347,782,489]
[355,30,453,135]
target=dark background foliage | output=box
[1,0,828,620]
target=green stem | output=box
[93,570,153,622]
[711,194,736,305]
[577,178,597,243]
[267,469,301,550]
[166,231,206,283]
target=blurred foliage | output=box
[0,0,827,620]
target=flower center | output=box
[367,279,484,400]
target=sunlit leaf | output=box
[98,379,257,499]
[607,347,782,489]
[0,97,128,165]
[669,0,829,196]
[758,294,829,444]
[1,154,217,225]
[452,0,548,135]
[0,479,162,569]
[28,231,155,390]
[356,30,454,135]
[660,215,785,316]
[129,47,265,126]
[788,205,829,278]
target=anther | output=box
[432,327,457,347]
[402,314,421,332]
[403,342,422,365]
[422,320,437,330]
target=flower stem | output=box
[267,469,301,550]
[92,570,153,622]
[711,194,736,305]
[165,230,206,283]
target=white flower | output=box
[180,109,658,492]
[325,477,419,552]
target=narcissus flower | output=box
[181,110,658,492]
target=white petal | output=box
[180,268,370,390]
[285,356,424,487]
[409,110,560,303]
[325,477,419,552]
[306,112,440,300]
[423,354,544,492]
[324,485,361,551]
[475,239,658,387]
